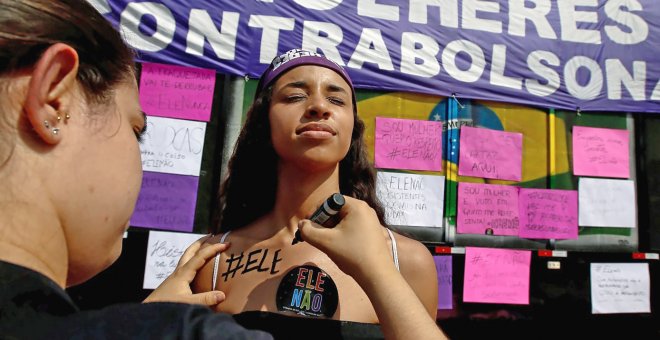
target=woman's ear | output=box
[24,43,79,145]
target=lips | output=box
[295,123,337,135]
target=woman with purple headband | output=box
[193,49,445,338]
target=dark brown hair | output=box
[0,0,134,103]
[215,83,387,233]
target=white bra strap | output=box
[385,229,400,272]
[212,231,232,291]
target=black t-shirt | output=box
[0,261,272,339]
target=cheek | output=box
[269,112,292,151]
[340,117,355,150]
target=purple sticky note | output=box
[374,117,443,171]
[139,62,216,122]
[519,188,578,240]
[434,256,453,310]
[463,247,531,305]
[572,126,629,178]
[458,126,523,181]
[457,182,520,236]
[131,172,199,232]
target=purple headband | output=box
[256,49,355,100]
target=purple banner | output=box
[92,0,660,113]
[131,171,199,232]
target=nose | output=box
[304,94,331,119]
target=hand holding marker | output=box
[292,193,345,245]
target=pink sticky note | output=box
[434,256,453,310]
[572,126,629,178]
[139,62,216,122]
[375,117,443,171]
[457,182,520,236]
[131,172,199,232]
[458,126,523,181]
[518,188,578,240]
[463,247,531,305]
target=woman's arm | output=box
[299,197,448,340]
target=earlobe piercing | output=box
[43,120,61,136]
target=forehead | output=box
[273,65,351,91]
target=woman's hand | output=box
[299,196,448,339]
[143,235,229,307]
[298,196,394,281]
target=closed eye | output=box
[135,112,147,143]
[286,94,307,103]
[328,96,345,106]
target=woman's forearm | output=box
[356,265,448,340]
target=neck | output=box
[0,183,68,288]
[269,162,341,236]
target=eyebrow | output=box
[327,83,348,94]
[282,81,348,94]
[283,81,307,90]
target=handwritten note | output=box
[376,172,445,227]
[140,116,207,176]
[131,172,199,232]
[458,126,523,181]
[573,126,629,178]
[463,247,531,305]
[374,117,443,171]
[139,62,216,122]
[434,256,453,310]
[457,183,519,236]
[578,178,636,228]
[518,188,578,240]
[143,230,205,289]
[591,263,650,314]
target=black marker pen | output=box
[292,193,345,245]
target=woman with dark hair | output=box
[193,49,441,338]
[0,0,270,338]
[0,1,443,339]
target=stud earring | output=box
[44,120,51,129]
[56,112,71,122]
[52,128,60,135]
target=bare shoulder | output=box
[389,230,438,318]
[390,231,435,271]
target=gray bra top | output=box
[212,229,400,290]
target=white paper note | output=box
[591,263,650,314]
[376,172,445,227]
[143,231,205,289]
[578,178,635,227]
[140,116,207,176]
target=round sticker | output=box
[275,265,338,318]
